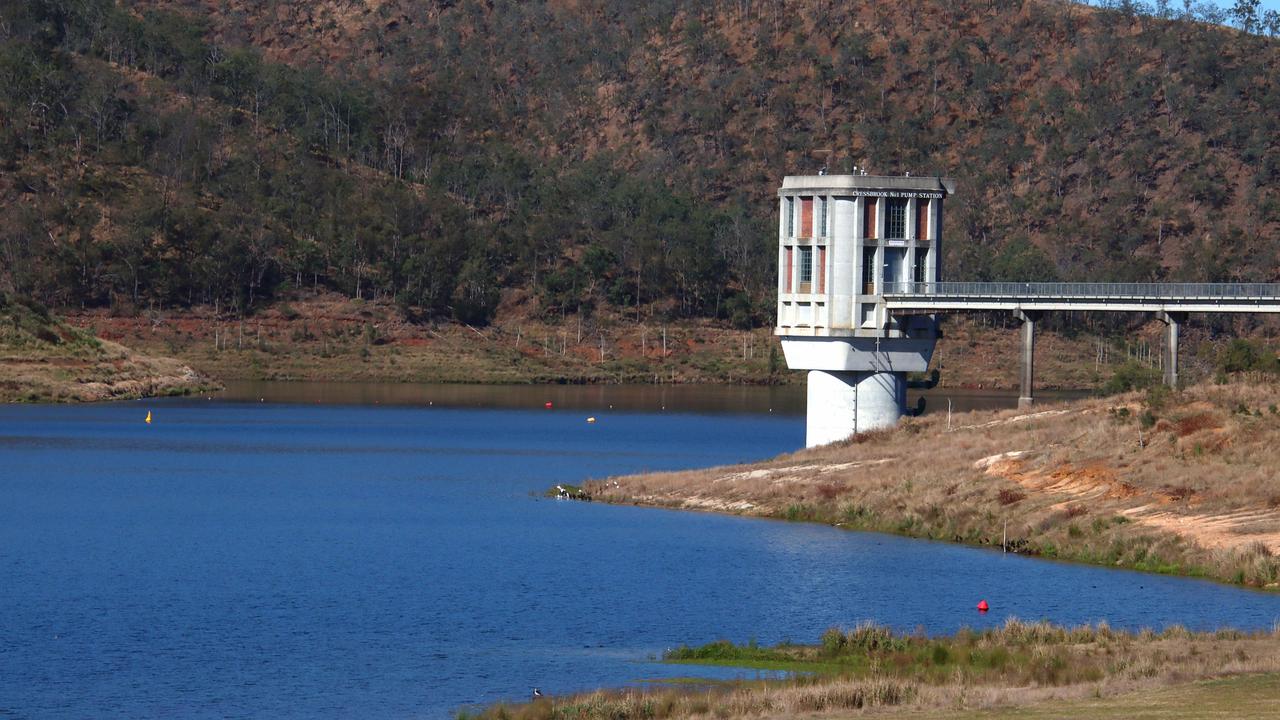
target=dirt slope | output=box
[0,295,215,402]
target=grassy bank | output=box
[61,293,1276,390]
[65,294,786,386]
[0,295,215,402]
[581,381,1280,588]
[458,620,1280,719]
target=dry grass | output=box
[0,296,214,402]
[584,381,1280,587]
[60,297,1253,390]
[63,293,786,386]
[457,620,1280,720]
[911,673,1280,719]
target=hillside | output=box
[1,1,1279,340]
[0,294,214,401]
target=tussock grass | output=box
[583,381,1280,587]
[457,621,1280,720]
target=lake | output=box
[2,384,1277,718]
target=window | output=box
[913,249,928,285]
[886,198,908,239]
[783,247,793,292]
[861,246,876,295]
[817,246,826,294]
[798,245,813,290]
[786,198,794,237]
[860,304,876,327]
[818,197,828,237]
[884,248,906,288]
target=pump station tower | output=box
[776,174,955,447]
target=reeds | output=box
[458,620,1280,720]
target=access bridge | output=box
[774,172,1280,447]
[884,282,1280,407]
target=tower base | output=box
[805,370,907,447]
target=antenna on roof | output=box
[818,166,828,176]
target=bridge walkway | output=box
[881,282,1280,407]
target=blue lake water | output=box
[3,389,1279,718]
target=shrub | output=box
[1218,339,1278,374]
[931,644,951,665]
[1102,361,1161,395]
[821,627,847,656]
[997,488,1025,505]
[784,503,815,521]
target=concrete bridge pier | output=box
[1014,309,1041,408]
[1156,311,1186,388]
[805,370,906,447]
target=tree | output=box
[1230,0,1261,32]
[1263,9,1280,36]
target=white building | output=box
[775,174,955,447]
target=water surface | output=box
[2,388,1276,718]
[218,379,1087,416]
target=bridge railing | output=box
[883,282,1280,299]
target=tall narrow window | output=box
[817,246,827,294]
[863,197,877,238]
[916,199,930,240]
[886,198,908,239]
[798,246,813,291]
[818,198,828,237]
[784,247,793,292]
[861,246,877,295]
[913,248,928,285]
[884,248,906,288]
[800,197,814,238]
[786,198,794,237]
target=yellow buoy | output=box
[586,417,597,424]
[145,411,152,424]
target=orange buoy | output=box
[977,600,989,612]
[544,402,553,409]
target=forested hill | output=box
[2,1,1278,328]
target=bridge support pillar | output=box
[805,370,906,447]
[1014,309,1041,409]
[1156,311,1187,388]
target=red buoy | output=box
[977,600,990,612]
[544,402,553,409]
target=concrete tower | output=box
[775,174,955,447]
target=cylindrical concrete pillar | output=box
[805,370,906,447]
[1157,311,1185,389]
[1014,309,1040,409]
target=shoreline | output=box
[0,296,216,403]
[459,621,1280,720]
[575,383,1280,590]
[57,293,1229,391]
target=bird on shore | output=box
[531,688,543,699]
